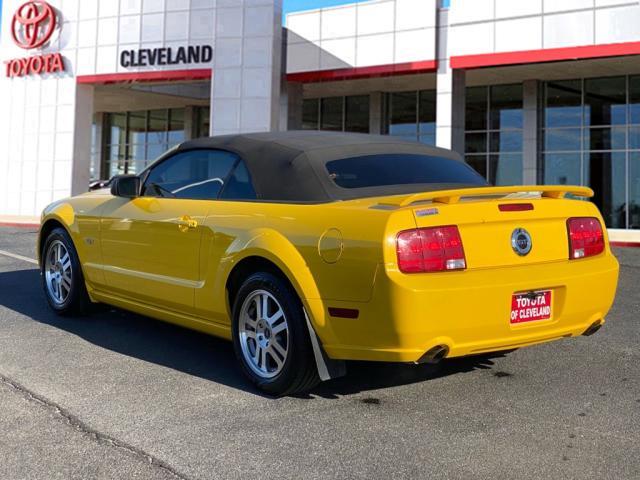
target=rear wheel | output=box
[41,227,90,316]
[231,272,319,396]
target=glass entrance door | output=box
[103,108,186,178]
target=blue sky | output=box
[283,0,369,15]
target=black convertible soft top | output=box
[170,131,484,203]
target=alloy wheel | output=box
[44,240,73,305]
[238,289,290,379]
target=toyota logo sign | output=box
[11,1,57,50]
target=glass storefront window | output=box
[90,116,100,182]
[629,126,640,150]
[107,143,126,178]
[128,111,146,145]
[464,84,523,185]
[168,109,186,144]
[384,90,436,145]
[489,131,522,153]
[489,153,523,185]
[585,152,627,229]
[465,86,487,131]
[545,128,582,152]
[418,90,436,145]
[99,107,206,179]
[545,80,582,128]
[148,109,168,144]
[629,77,640,125]
[129,144,147,175]
[542,76,640,229]
[584,77,626,126]
[543,153,582,186]
[465,132,486,154]
[320,97,344,131]
[345,95,370,133]
[110,113,127,146]
[584,127,626,151]
[490,84,523,130]
[629,153,640,229]
[388,91,418,139]
[195,107,210,138]
[464,155,487,179]
[302,99,319,130]
[302,96,370,133]
[418,91,436,131]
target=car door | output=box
[100,149,238,314]
[193,159,261,322]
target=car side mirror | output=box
[110,175,140,198]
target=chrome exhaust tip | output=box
[417,345,449,364]
[582,320,603,337]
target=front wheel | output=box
[231,272,319,396]
[41,227,91,316]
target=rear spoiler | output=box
[382,185,594,207]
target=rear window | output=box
[325,154,487,189]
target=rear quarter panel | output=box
[195,200,402,345]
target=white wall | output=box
[0,0,82,217]
[286,0,437,73]
[449,0,640,57]
[0,0,283,217]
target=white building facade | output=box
[1,0,640,240]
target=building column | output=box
[71,84,94,196]
[522,80,539,185]
[210,1,283,135]
[435,8,465,155]
[184,106,196,139]
[280,81,303,131]
[369,92,383,134]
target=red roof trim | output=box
[286,60,437,83]
[610,241,640,248]
[450,41,640,70]
[76,69,212,85]
[0,222,39,229]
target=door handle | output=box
[175,215,198,232]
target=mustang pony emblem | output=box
[511,228,533,256]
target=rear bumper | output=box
[322,253,619,362]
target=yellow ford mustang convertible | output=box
[39,132,619,395]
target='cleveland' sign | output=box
[120,45,213,68]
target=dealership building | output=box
[1,0,640,241]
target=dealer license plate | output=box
[510,290,552,324]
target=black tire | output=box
[231,272,320,396]
[40,227,91,316]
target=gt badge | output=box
[415,208,439,217]
[511,228,532,256]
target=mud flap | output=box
[304,309,346,382]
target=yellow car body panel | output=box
[39,184,619,363]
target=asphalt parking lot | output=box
[0,225,638,480]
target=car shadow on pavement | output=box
[0,268,509,399]
[302,354,507,400]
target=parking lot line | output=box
[0,249,38,266]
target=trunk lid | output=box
[384,186,596,270]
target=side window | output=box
[220,161,257,200]
[142,150,237,200]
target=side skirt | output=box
[91,289,232,340]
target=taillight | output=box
[567,217,605,259]
[396,226,466,273]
